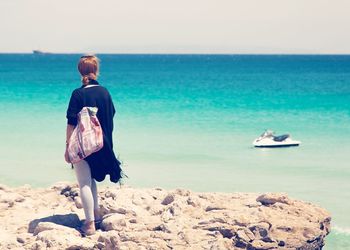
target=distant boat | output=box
[33,50,51,55]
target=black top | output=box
[66,80,122,183]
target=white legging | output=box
[74,160,98,222]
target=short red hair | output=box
[78,55,100,84]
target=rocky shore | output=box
[0,182,331,250]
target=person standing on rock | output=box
[64,55,123,235]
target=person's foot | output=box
[80,220,96,236]
[94,209,102,229]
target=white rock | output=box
[101,213,127,231]
[97,231,120,250]
[36,229,94,249]
[33,222,80,236]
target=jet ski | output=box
[253,130,301,148]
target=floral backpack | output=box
[67,86,104,163]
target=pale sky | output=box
[1,0,349,54]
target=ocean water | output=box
[0,54,349,248]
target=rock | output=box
[114,207,127,214]
[0,193,25,204]
[101,213,127,231]
[244,229,256,242]
[233,215,251,227]
[70,188,80,197]
[118,241,139,249]
[205,206,226,212]
[149,204,166,215]
[0,182,331,250]
[66,242,96,250]
[35,229,94,249]
[234,238,248,248]
[104,190,118,199]
[30,241,46,250]
[97,231,120,250]
[161,194,175,205]
[256,193,292,206]
[248,239,276,249]
[118,231,152,243]
[209,237,233,250]
[174,188,191,196]
[218,228,235,238]
[59,185,80,200]
[0,231,22,249]
[237,229,255,243]
[249,223,271,239]
[28,213,81,233]
[177,230,191,244]
[153,223,172,233]
[99,198,137,217]
[161,207,174,222]
[33,222,81,236]
[187,196,201,207]
[129,218,137,223]
[0,184,9,191]
[50,182,77,192]
[16,233,32,244]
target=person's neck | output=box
[88,79,99,85]
[83,79,99,86]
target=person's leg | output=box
[91,179,101,221]
[74,160,96,234]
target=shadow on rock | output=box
[28,213,81,233]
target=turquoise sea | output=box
[0,54,349,248]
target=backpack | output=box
[67,87,104,163]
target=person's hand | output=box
[64,148,71,163]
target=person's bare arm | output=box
[66,124,75,143]
[64,124,75,163]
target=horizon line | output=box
[1,52,350,56]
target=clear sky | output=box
[1,0,349,54]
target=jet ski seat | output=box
[273,134,289,142]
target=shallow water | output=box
[0,54,349,248]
